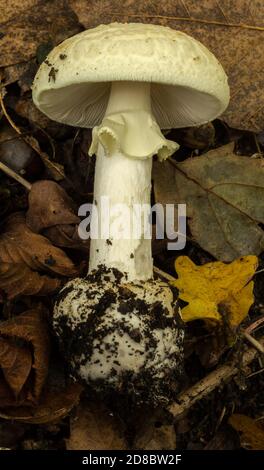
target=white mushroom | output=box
[32,23,229,405]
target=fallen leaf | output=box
[15,95,53,128]
[0,0,81,68]
[43,225,90,252]
[0,337,32,397]
[0,382,83,424]
[26,180,79,233]
[0,306,50,405]
[173,255,257,327]
[0,62,30,87]
[0,211,77,299]
[229,414,264,450]
[66,400,127,450]
[25,134,65,181]
[26,179,89,251]
[154,143,264,261]
[0,0,38,23]
[0,262,61,299]
[0,213,77,277]
[70,0,264,132]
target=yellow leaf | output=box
[173,255,257,327]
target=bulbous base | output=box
[53,266,184,406]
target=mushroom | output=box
[32,23,229,405]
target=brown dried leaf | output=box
[70,0,264,132]
[0,0,81,68]
[15,96,52,128]
[25,134,65,181]
[0,306,50,402]
[0,337,32,397]
[0,62,29,88]
[0,382,83,424]
[0,380,19,407]
[153,143,264,261]
[0,0,38,23]
[43,225,90,252]
[66,400,127,450]
[0,213,77,277]
[0,263,61,299]
[26,180,79,233]
[229,414,264,450]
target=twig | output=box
[245,316,264,335]
[243,331,264,354]
[255,267,264,274]
[0,90,65,180]
[154,266,175,282]
[0,161,32,191]
[246,367,264,378]
[105,12,264,32]
[168,336,264,419]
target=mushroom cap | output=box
[53,269,184,405]
[32,23,229,129]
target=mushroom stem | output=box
[89,82,154,281]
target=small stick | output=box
[154,266,175,282]
[246,367,264,378]
[243,331,264,354]
[105,12,264,32]
[0,90,65,180]
[168,336,264,419]
[0,161,32,191]
[245,315,264,334]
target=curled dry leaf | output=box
[43,225,90,252]
[0,212,77,299]
[66,400,127,450]
[0,337,32,398]
[25,134,65,181]
[0,383,83,424]
[0,263,61,299]
[14,95,52,129]
[26,180,79,233]
[154,143,264,261]
[26,180,89,251]
[229,414,264,450]
[0,306,50,406]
